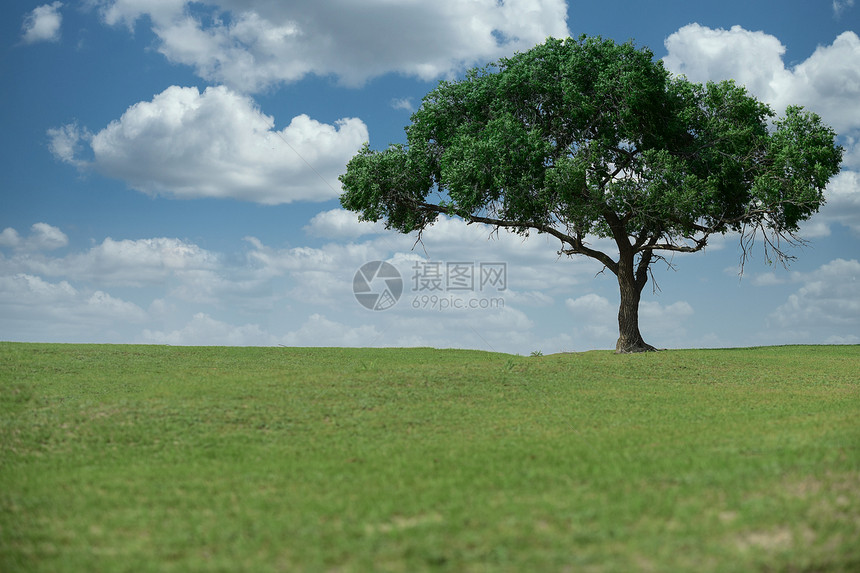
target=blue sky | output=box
[2,0,859,352]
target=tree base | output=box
[615,338,657,354]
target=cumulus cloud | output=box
[28,223,69,251]
[0,273,77,308]
[769,258,860,332]
[0,218,744,352]
[843,136,860,171]
[391,98,415,112]
[566,293,614,315]
[0,226,285,343]
[0,221,551,349]
[95,0,186,28]
[21,2,64,44]
[242,216,595,348]
[664,25,789,103]
[245,236,385,276]
[664,24,860,240]
[49,85,367,204]
[304,209,386,239]
[817,171,860,235]
[565,293,616,342]
[0,273,147,342]
[664,24,860,135]
[92,0,570,91]
[794,156,860,238]
[142,312,272,346]
[243,236,391,308]
[47,122,91,166]
[283,210,605,297]
[5,235,218,287]
[640,300,694,325]
[0,223,68,251]
[0,229,19,249]
[751,272,788,287]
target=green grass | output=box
[1,343,858,572]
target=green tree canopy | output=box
[339,36,843,352]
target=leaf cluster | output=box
[339,36,842,262]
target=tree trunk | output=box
[615,253,656,353]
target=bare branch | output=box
[593,265,609,279]
[418,201,620,273]
[647,236,708,254]
[738,218,807,276]
[650,251,678,272]
[647,264,662,294]
[411,228,430,258]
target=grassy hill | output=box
[1,343,858,572]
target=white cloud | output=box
[664,24,860,241]
[0,223,68,252]
[75,237,217,285]
[565,293,616,342]
[142,312,272,345]
[566,293,613,314]
[84,290,149,322]
[304,209,386,239]
[0,228,21,249]
[778,32,860,135]
[244,237,391,309]
[664,25,860,135]
[843,136,860,171]
[0,273,147,342]
[0,273,77,306]
[391,98,415,112]
[664,24,789,104]
[751,272,787,287]
[820,168,860,235]
[49,85,368,204]
[279,313,383,347]
[94,0,186,28]
[769,258,860,330]
[398,213,612,290]
[47,122,91,167]
[246,237,385,276]
[206,221,602,351]
[271,210,607,300]
[784,161,860,239]
[93,0,569,91]
[28,223,69,251]
[634,300,695,348]
[0,228,289,343]
[825,334,859,344]
[351,306,538,352]
[833,0,855,17]
[6,215,827,352]
[21,2,63,44]
[8,236,218,286]
[640,300,693,328]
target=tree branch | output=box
[647,237,708,254]
[417,201,619,273]
[738,218,807,275]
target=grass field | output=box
[1,343,858,572]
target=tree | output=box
[339,36,843,353]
